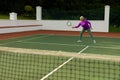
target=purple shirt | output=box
[75,20,91,30]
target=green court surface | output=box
[0,34,119,56]
[0,34,120,80]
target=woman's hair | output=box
[80,16,86,20]
[80,16,85,19]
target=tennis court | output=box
[0,34,120,55]
[0,34,120,80]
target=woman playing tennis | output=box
[72,16,96,43]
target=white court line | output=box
[0,35,50,46]
[101,42,120,45]
[20,41,120,50]
[20,41,85,47]
[90,45,120,50]
[17,35,50,42]
[40,46,89,80]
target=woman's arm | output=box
[72,22,81,28]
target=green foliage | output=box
[17,15,35,20]
[0,0,120,27]
[0,14,35,20]
[110,6,120,26]
[42,8,104,20]
[23,5,36,19]
[109,25,120,32]
[0,14,9,19]
[24,5,33,12]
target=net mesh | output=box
[0,50,120,80]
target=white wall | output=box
[36,5,110,32]
[0,20,40,26]
[0,5,110,34]
[0,19,107,34]
[40,20,106,32]
[0,26,42,34]
[0,20,42,34]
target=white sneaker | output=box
[77,40,82,43]
[93,40,96,43]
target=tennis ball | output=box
[66,21,72,26]
[58,50,62,53]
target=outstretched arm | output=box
[72,22,81,28]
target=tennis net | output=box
[0,47,120,80]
